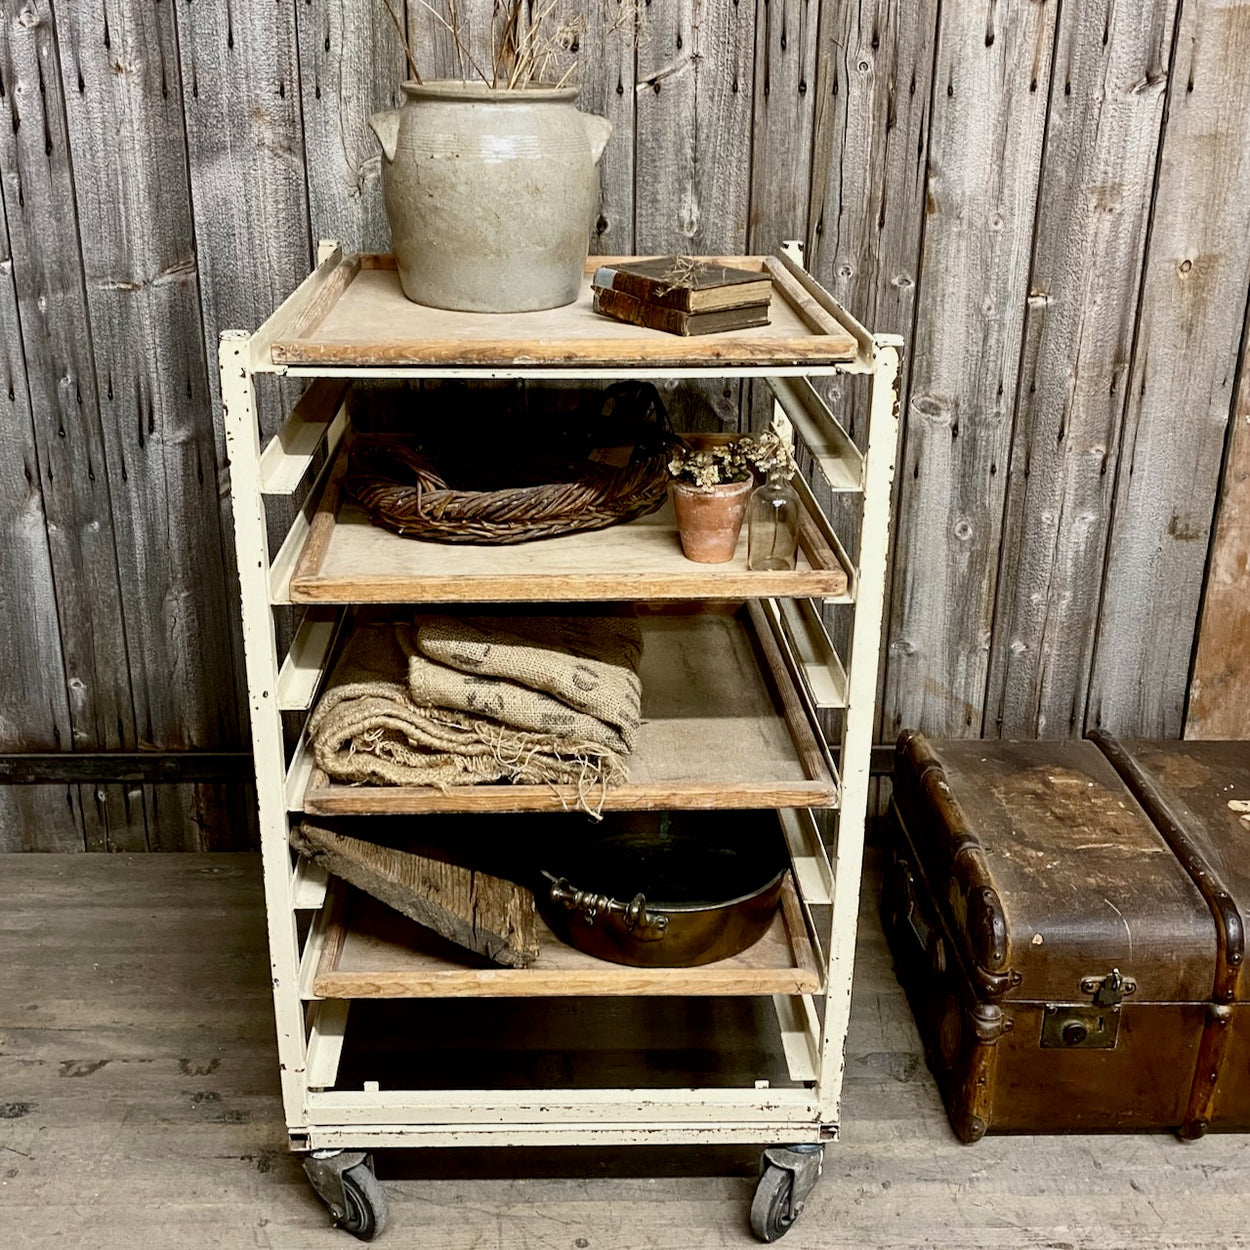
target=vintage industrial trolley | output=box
[222,241,901,1241]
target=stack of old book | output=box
[591,257,772,336]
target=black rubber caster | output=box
[749,1144,823,1242]
[304,1149,390,1241]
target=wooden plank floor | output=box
[3,852,1248,1249]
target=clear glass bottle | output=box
[747,468,801,571]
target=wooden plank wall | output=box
[2,0,1248,851]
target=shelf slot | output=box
[298,889,337,1001]
[777,808,834,906]
[791,472,856,603]
[767,598,847,710]
[260,379,350,495]
[768,376,864,492]
[292,858,330,911]
[269,446,341,605]
[772,994,821,1083]
[277,607,346,712]
[306,1000,351,1090]
[285,723,317,813]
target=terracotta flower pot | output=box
[670,477,753,563]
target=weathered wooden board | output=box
[293,824,539,967]
[749,0,818,256]
[743,0,821,432]
[407,0,497,85]
[0,1,144,850]
[0,163,81,851]
[1187,331,1250,738]
[635,0,756,432]
[56,0,244,851]
[297,0,405,252]
[805,0,938,781]
[173,0,312,473]
[10,852,1250,1248]
[985,0,1178,739]
[1089,0,1250,738]
[174,0,313,777]
[577,0,637,256]
[881,1,1056,740]
[807,0,937,437]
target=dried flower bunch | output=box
[382,0,644,90]
[668,432,796,492]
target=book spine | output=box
[593,287,695,334]
[591,265,693,312]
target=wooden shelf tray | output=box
[302,603,838,817]
[287,443,850,605]
[312,873,821,999]
[265,254,858,370]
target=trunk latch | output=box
[1080,968,1137,1006]
[1040,970,1135,1050]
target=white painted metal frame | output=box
[222,240,900,1155]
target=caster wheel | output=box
[304,1151,391,1242]
[338,1162,390,1242]
[750,1165,796,1243]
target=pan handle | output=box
[547,877,670,941]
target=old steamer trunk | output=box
[883,731,1250,1141]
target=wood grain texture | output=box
[1089,0,1250,737]
[407,0,496,85]
[269,258,855,367]
[173,0,312,430]
[635,0,755,432]
[0,166,81,851]
[288,486,848,605]
[303,608,837,815]
[10,851,1250,1246]
[985,0,1178,739]
[808,0,937,434]
[56,0,245,850]
[174,0,313,782]
[0,0,144,850]
[311,875,818,999]
[297,0,405,251]
[578,0,637,255]
[293,824,539,967]
[881,1,1057,740]
[1187,330,1250,737]
[805,1,937,792]
[749,0,818,255]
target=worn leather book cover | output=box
[592,286,771,336]
[591,257,772,313]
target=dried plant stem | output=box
[412,0,492,86]
[382,0,644,92]
[380,0,421,83]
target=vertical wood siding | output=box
[2,0,1247,849]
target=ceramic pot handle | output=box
[581,113,613,165]
[369,109,401,163]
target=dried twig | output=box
[379,0,421,83]
[412,0,492,86]
[383,0,644,92]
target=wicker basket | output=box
[343,381,677,546]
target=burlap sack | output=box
[308,616,641,808]
[406,615,641,754]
